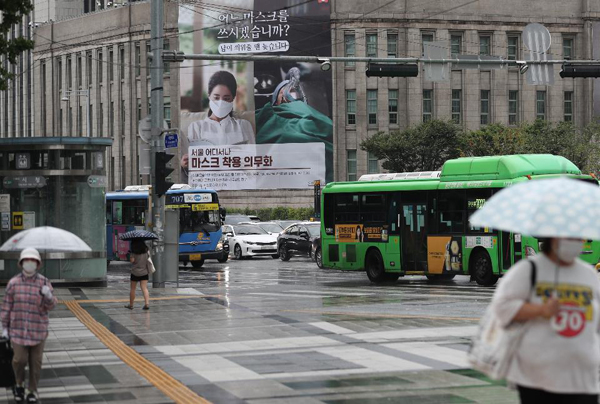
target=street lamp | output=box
[61,90,91,137]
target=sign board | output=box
[0,195,9,213]
[1,212,10,231]
[164,133,179,149]
[3,176,47,189]
[313,180,321,219]
[12,212,24,230]
[184,193,213,203]
[23,212,35,229]
[87,175,108,188]
[16,153,30,169]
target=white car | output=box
[238,221,285,236]
[222,224,279,259]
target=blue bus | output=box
[106,186,228,268]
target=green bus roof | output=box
[324,154,587,193]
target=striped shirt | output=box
[1,273,57,346]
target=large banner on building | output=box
[179,0,332,191]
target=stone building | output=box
[331,0,600,180]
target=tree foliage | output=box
[0,0,34,91]
[360,120,463,172]
[361,119,600,175]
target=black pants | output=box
[518,385,598,404]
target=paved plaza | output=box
[0,258,521,403]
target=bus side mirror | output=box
[220,207,227,221]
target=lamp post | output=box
[61,89,91,137]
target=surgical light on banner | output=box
[366,63,418,78]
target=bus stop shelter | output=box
[0,137,112,285]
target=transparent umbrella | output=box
[469,177,600,240]
[0,226,92,252]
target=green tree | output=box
[0,0,34,91]
[360,120,463,172]
[459,123,526,157]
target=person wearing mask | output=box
[124,240,151,310]
[187,70,255,146]
[1,248,57,403]
[491,238,600,403]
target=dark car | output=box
[277,222,321,261]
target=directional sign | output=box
[3,176,47,189]
[164,133,178,149]
[87,175,108,188]
[423,41,449,82]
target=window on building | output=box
[366,33,378,58]
[98,51,103,83]
[507,36,518,60]
[346,90,356,125]
[110,101,114,137]
[146,43,151,76]
[148,96,151,115]
[479,35,491,56]
[67,56,72,89]
[78,105,82,135]
[452,90,462,124]
[367,90,377,125]
[367,152,379,174]
[119,46,125,80]
[59,108,63,135]
[509,90,518,125]
[137,98,142,122]
[564,91,573,122]
[68,107,73,136]
[347,150,357,181]
[109,49,113,81]
[480,90,490,125]
[423,89,433,122]
[164,96,171,127]
[344,33,355,67]
[77,55,82,88]
[563,37,573,60]
[121,99,125,135]
[387,33,397,58]
[536,91,546,120]
[99,102,104,135]
[86,51,92,86]
[451,34,461,57]
[135,43,140,77]
[422,32,433,55]
[389,89,398,124]
[163,40,170,74]
[57,58,63,91]
[89,106,93,137]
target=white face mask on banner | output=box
[22,261,38,276]
[556,239,583,263]
[209,100,233,119]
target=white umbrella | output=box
[0,226,92,252]
[469,177,600,240]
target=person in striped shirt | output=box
[1,248,57,403]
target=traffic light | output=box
[560,64,600,78]
[366,63,419,78]
[154,152,175,196]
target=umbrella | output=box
[469,177,600,240]
[119,230,158,241]
[0,226,92,252]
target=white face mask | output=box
[556,239,583,263]
[209,100,233,119]
[22,261,38,276]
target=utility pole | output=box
[150,0,165,287]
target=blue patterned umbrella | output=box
[119,230,158,241]
[469,177,600,240]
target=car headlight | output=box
[246,241,256,245]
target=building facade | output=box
[331,0,600,181]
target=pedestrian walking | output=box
[1,248,57,403]
[125,240,151,310]
[490,238,600,403]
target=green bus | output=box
[320,154,600,286]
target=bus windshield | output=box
[180,207,220,233]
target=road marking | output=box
[349,326,479,343]
[309,321,356,335]
[281,309,480,322]
[384,341,470,368]
[64,300,212,404]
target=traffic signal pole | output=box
[150,0,166,288]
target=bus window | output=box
[361,194,386,223]
[323,194,335,234]
[438,190,465,234]
[334,194,359,223]
[122,200,147,226]
[467,189,493,233]
[106,202,112,225]
[112,201,123,225]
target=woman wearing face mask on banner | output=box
[187,70,255,146]
[491,237,600,403]
[1,248,57,403]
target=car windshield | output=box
[233,225,267,235]
[306,225,320,237]
[260,223,284,233]
[225,215,252,224]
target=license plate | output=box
[189,254,202,261]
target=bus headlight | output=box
[525,246,537,257]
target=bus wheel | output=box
[279,244,291,261]
[217,253,228,263]
[315,248,323,269]
[191,259,205,269]
[365,250,387,283]
[426,274,456,282]
[472,251,497,286]
[234,245,243,260]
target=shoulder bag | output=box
[467,260,536,380]
[146,254,156,274]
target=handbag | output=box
[147,255,156,274]
[0,337,15,388]
[467,261,536,380]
